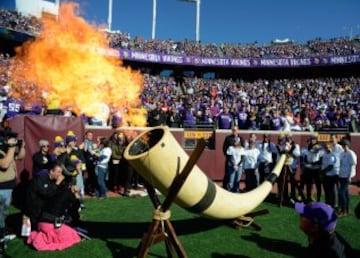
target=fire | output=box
[9,2,146,126]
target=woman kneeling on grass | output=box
[26,163,81,251]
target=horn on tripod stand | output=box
[124,126,286,219]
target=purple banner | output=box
[118,49,360,67]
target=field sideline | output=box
[4,193,360,258]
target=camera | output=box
[54,217,63,228]
[0,127,21,152]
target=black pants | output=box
[303,168,322,201]
[323,175,339,208]
[108,161,121,191]
[245,169,258,191]
[85,161,97,194]
[123,160,136,194]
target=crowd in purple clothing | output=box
[1,9,360,132]
[1,9,360,59]
[2,47,359,132]
[143,74,360,131]
[107,33,360,58]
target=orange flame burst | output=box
[10,2,146,126]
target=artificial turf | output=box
[4,194,360,258]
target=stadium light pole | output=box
[108,0,113,31]
[178,0,201,43]
[343,24,360,40]
[55,0,60,21]
[152,0,157,39]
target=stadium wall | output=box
[9,115,360,183]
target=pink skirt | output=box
[27,222,81,251]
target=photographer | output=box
[0,128,25,254]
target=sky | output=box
[1,0,360,45]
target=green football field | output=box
[4,194,360,258]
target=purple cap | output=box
[295,202,337,232]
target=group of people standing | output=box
[32,130,138,201]
[301,134,357,216]
[16,129,138,251]
[222,126,357,215]
[0,126,142,254]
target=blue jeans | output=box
[338,178,350,212]
[226,165,243,193]
[0,189,12,230]
[95,166,108,198]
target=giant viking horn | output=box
[124,126,286,220]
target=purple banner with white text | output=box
[118,49,360,67]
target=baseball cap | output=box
[278,132,286,142]
[66,130,77,143]
[295,202,337,232]
[70,155,81,165]
[54,136,65,148]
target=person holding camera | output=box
[0,130,25,254]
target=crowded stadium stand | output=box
[1,8,360,182]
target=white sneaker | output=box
[0,234,16,243]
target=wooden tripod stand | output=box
[137,139,207,258]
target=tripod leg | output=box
[164,232,176,258]
[165,220,188,258]
[137,220,161,258]
[279,167,286,207]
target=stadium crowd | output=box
[1,51,360,132]
[1,8,360,132]
[1,9,360,58]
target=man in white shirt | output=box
[338,139,357,216]
[321,142,338,208]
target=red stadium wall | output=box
[8,115,360,183]
[9,115,85,179]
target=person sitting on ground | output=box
[295,201,351,258]
[26,163,81,251]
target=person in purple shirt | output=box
[269,110,283,131]
[182,104,196,128]
[237,106,249,129]
[249,97,257,106]
[209,102,220,116]
[217,106,233,129]
[248,111,258,130]
[326,105,336,121]
[315,108,330,126]
[199,106,214,126]
[331,113,345,128]
[3,98,23,120]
